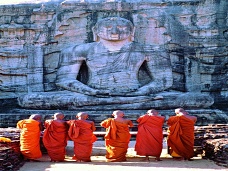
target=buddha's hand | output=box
[95,90,130,97]
[124,87,153,96]
[95,90,111,97]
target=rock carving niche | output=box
[133,14,169,45]
[55,17,88,43]
[53,11,89,42]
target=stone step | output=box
[0,109,227,128]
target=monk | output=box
[100,110,133,162]
[43,113,69,162]
[135,109,165,161]
[17,114,42,161]
[67,112,97,162]
[167,108,197,160]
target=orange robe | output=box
[167,115,195,159]
[135,115,164,157]
[67,120,97,162]
[101,118,133,162]
[43,120,69,161]
[17,119,42,160]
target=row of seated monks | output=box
[16,108,197,162]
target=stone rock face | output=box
[0,0,227,125]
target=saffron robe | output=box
[167,115,195,159]
[101,118,133,162]
[67,120,97,162]
[135,115,164,157]
[43,120,68,161]
[17,119,42,159]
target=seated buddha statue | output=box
[18,17,213,110]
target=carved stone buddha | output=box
[18,17,213,110]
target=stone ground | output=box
[18,140,228,171]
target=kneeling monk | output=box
[167,108,197,160]
[17,114,42,161]
[67,112,97,162]
[135,109,165,161]
[101,110,133,162]
[43,113,69,162]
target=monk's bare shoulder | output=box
[126,119,133,127]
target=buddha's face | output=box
[96,18,133,41]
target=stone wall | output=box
[0,0,227,126]
[0,109,227,130]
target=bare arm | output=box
[56,45,100,95]
[91,121,96,131]
[136,115,144,123]
[56,63,99,95]
[126,50,173,96]
[128,120,134,127]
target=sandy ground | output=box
[18,140,228,171]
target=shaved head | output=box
[76,112,88,120]
[54,112,64,120]
[29,114,41,121]
[112,110,124,117]
[147,109,158,115]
